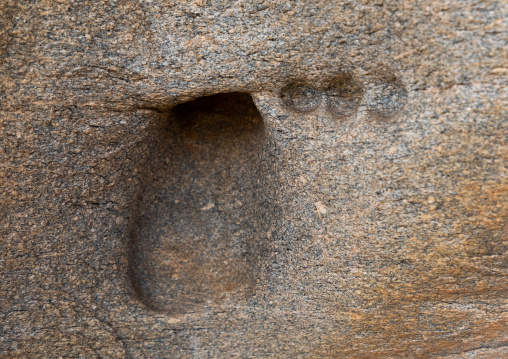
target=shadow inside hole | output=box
[128,93,279,314]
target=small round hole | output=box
[281,83,322,113]
[325,74,364,119]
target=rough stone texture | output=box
[0,0,507,358]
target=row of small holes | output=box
[281,74,407,119]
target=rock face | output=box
[1,1,506,357]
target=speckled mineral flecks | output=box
[1,0,507,357]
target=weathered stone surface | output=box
[1,0,506,357]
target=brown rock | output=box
[1,0,506,357]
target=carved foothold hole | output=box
[325,74,364,119]
[129,92,279,314]
[281,83,322,113]
[365,74,407,119]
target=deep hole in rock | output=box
[128,92,280,314]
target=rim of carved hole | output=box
[128,92,279,314]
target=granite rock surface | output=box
[1,0,507,357]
